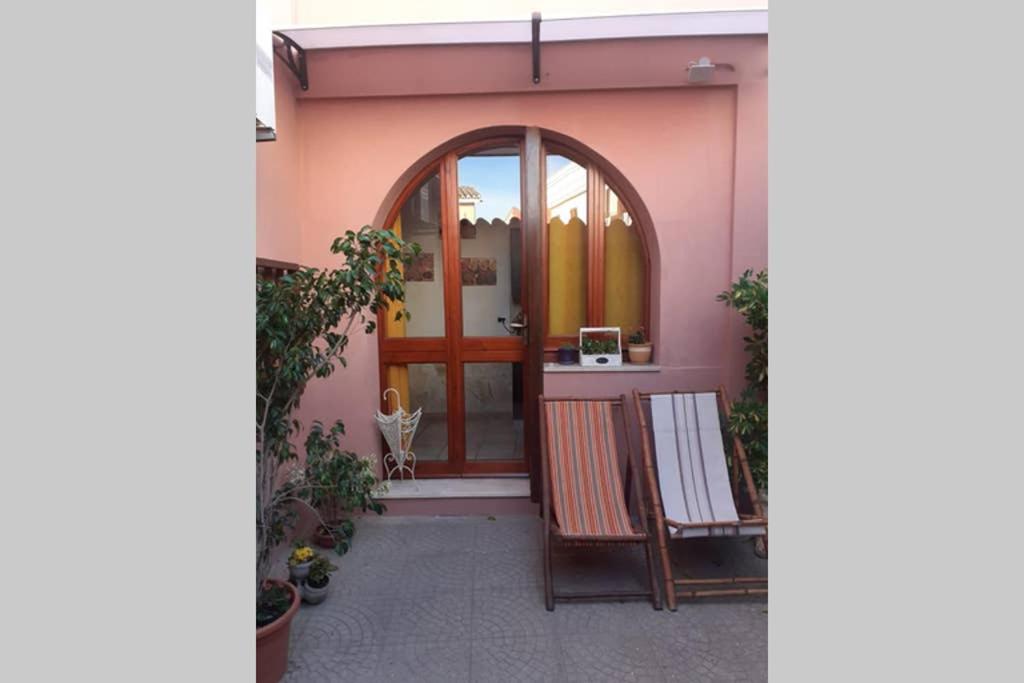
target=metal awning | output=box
[271,10,766,94]
[275,10,767,51]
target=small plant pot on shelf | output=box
[302,577,330,605]
[556,346,578,365]
[627,343,653,365]
[256,580,300,683]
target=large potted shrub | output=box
[718,268,768,556]
[256,227,415,683]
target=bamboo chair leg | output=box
[661,530,677,612]
[540,396,555,611]
[642,537,663,610]
[544,527,554,611]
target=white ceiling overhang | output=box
[276,10,767,51]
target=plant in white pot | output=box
[627,327,653,364]
[287,544,316,583]
[302,554,339,605]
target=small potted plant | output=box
[301,554,338,605]
[556,343,578,365]
[287,543,316,583]
[627,327,653,364]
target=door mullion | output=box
[440,152,465,474]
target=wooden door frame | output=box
[376,136,532,477]
[372,126,658,498]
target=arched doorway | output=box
[376,128,655,485]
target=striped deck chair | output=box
[540,395,661,611]
[632,387,768,611]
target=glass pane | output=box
[464,362,523,461]
[383,363,448,463]
[602,185,645,334]
[386,172,445,337]
[457,147,524,336]
[546,154,588,336]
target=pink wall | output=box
[256,36,768,470]
[256,68,303,264]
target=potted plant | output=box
[302,554,339,605]
[257,226,415,683]
[305,421,387,556]
[256,580,300,683]
[287,543,316,583]
[627,327,653,364]
[556,343,578,365]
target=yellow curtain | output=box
[383,215,410,412]
[548,215,588,336]
[603,217,644,333]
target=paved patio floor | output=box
[283,515,767,682]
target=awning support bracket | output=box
[532,12,542,84]
[272,31,309,91]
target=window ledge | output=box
[543,362,661,373]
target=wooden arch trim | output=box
[371,125,661,347]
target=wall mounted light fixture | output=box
[687,57,736,83]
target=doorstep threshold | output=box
[379,477,530,500]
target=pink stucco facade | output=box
[257,35,767,476]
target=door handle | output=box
[498,317,528,334]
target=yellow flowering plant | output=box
[288,544,315,566]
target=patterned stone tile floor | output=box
[283,515,767,682]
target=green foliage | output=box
[256,227,417,595]
[256,583,291,628]
[717,269,767,389]
[580,337,620,354]
[307,554,339,588]
[718,268,768,491]
[627,326,649,345]
[728,389,768,490]
[304,419,386,556]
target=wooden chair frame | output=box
[631,386,768,611]
[540,395,662,611]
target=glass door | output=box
[379,140,529,476]
[457,144,527,473]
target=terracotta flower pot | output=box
[256,580,300,683]
[313,525,337,549]
[627,343,653,364]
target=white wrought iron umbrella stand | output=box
[375,388,422,481]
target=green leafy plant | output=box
[304,419,387,556]
[720,266,770,491]
[627,326,649,345]
[717,269,767,389]
[580,338,619,354]
[256,226,417,615]
[307,554,339,589]
[256,583,292,628]
[718,268,768,491]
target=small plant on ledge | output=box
[556,343,578,365]
[626,326,653,365]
